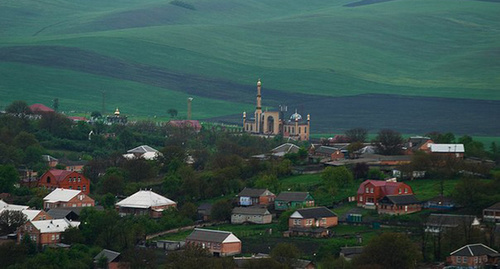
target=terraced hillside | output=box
[1,0,499,134]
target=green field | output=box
[1,0,500,123]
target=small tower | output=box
[187,97,193,120]
[242,111,246,130]
[114,108,120,116]
[255,79,262,133]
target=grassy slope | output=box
[1,0,499,118]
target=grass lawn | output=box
[405,178,459,200]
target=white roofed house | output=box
[17,219,79,246]
[43,188,95,210]
[115,190,176,218]
[429,143,465,158]
[123,145,162,160]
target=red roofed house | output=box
[43,188,95,210]
[39,169,90,195]
[357,180,414,209]
[29,103,54,114]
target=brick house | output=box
[17,218,79,246]
[38,169,90,195]
[483,202,500,223]
[43,188,95,210]
[231,206,272,224]
[275,192,314,211]
[377,195,422,215]
[115,190,176,218]
[288,207,338,237]
[403,136,434,155]
[429,143,465,159]
[447,243,499,268]
[237,188,276,207]
[186,228,241,256]
[357,180,413,208]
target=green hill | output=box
[1,0,499,133]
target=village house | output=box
[403,136,434,155]
[377,194,422,215]
[425,214,481,234]
[429,143,465,158]
[38,169,90,195]
[237,188,276,207]
[424,195,456,211]
[185,228,241,256]
[274,192,314,211]
[123,145,162,160]
[483,202,500,223]
[447,243,499,268]
[115,190,176,218]
[197,203,212,221]
[59,159,87,173]
[252,143,300,160]
[43,188,95,210]
[17,218,79,246]
[357,179,414,209]
[288,207,338,237]
[42,155,58,168]
[231,206,272,224]
[0,200,28,211]
[94,249,129,269]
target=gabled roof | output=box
[44,188,83,203]
[379,195,420,205]
[30,219,79,233]
[429,144,465,153]
[232,207,270,215]
[485,202,500,210]
[0,201,29,211]
[450,243,498,257]
[21,209,43,221]
[426,214,480,227]
[46,208,78,220]
[94,249,121,263]
[275,192,312,202]
[127,145,159,154]
[290,207,336,219]
[29,103,54,113]
[315,146,338,155]
[238,188,274,198]
[340,246,364,256]
[46,169,73,182]
[115,190,176,209]
[357,180,410,195]
[186,228,241,243]
[271,143,300,155]
[42,155,58,162]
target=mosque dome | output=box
[257,79,261,86]
[290,112,302,121]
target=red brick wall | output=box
[221,242,242,256]
[44,193,94,210]
[259,195,276,205]
[39,171,90,195]
[289,216,338,229]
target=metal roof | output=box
[379,195,420,205]
[94,249,121,263]
[186,228,240,243]
[238,188,273,198]
[291,207,336,219]
[232,207,270,215]
[116,190,176,209]
[44,188,82,202]
[31,219,79,233]
[450,243,498,257]
[429,143,465,153]
[275,192,312,202]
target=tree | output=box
[352,162,369,179]
[0,164,19,193]
[0,210,27,235]
[353,233,420,269]
[367,168,386,180]
[270,243,301,267]
[52,98,59,112]
[321,166,354,192]
[167,108,178,118]
[61,227,84,244]
[345,128,368,143]
[373,129,403,155]
[211,200,233,221]
[277,210,294,232]
[6,100,31,116]
[91,111,102,119]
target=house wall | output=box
[289,216,338,229]
[483,209,500,222]
[275,199,315,211]
[357,182,413,207]
[32,211,52,221]
[39,171,90,195]
[231,213,272,224]
[258,195,275,205]
[44,194,95,210]
[221,242,242,256]
[377,204,422,215]
[449,255,490,267]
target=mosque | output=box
[243,79,310,141]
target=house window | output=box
[304,127,307,133]
[404,188,408,194]
[359,196,363,202]
[306,219,313,226]
[298,127,301,134]
[83,185,86,192]
[370,188,374,193]
[69,186,72,189]
[56,234,59,240]
[78,177,81,182]
[47,177,51,183]
[463,257,468,263]
[474,257,478,264]
[293,219,301,225]
[51,235,55,241]
[365,187,369,193]
[321,218,327,224]
[77,186,81,190]
[457,256,461,263]
[399,188,402,194]
[31,235,36,241]
[207,242,211,248]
